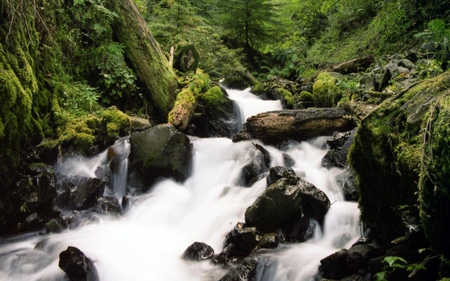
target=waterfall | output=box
[0,88,359,281]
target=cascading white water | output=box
[0,88,359,281]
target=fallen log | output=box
[232,108,355,143]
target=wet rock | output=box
[223,222,259,257]
[283,216,317,242]
[282,153,296,167]
[59,246,98,281]
[94,197,121,216]
[72,177,106,210]
[245,177,303,233]
[238,143,271,187]
[336,168,359,201]
[233,108,355,144]
[259,233,279,249]
[182,242,214,261]
[322,129,356,169]
[187,88,240,138]
[45,218,65,233]
[246,174,330,233]
[218,255,259,281]
[297,178,331,224]
[319,244,378,280]
[266,166,296,186]
[130,124,193,190]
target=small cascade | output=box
[227,87,282,128]
[106,136,131,200]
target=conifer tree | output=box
[216,0,283,50]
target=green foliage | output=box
[93,42,138,106]
[216,0,284,50]
[416,59,444,78]
[415,19,450,44]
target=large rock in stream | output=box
[232,107,355,143]
[130,124,193,190]
[244,167,330,233]
[59,246,98,281]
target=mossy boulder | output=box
[102,106,132,142]
[349,71,450,242]
[313,72,343,107]
[130,124,193,190]
[294,91,317,109]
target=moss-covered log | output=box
[106,0,178,121]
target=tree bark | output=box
[106,0,178,121]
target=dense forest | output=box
[1,0,450,280]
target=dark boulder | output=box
[336,168,359,201]
[245,175,330,233]
[182,242,214,261]
[223,222,259,257]
[322,129,356,169]
[283,216,317,242]
[297,178,331,224]
[71,177,106,210]
[319,244,378,280]
[266,166,296,186]
[218,255,259,281]
[233,108,355,144]
[130,124,193,190]
[59,246,98,281]
[259,233,279,249]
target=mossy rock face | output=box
[419,94,450,258]
[102,107,131,142]
[313,72,342,107]
[130,124,193,190]
[349,71,450,242]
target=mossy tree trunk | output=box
[106,0,178,121]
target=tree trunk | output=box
[106,0,178,121]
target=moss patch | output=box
[201,86,226,109]
[349,71,450,241]
[419,93,450,258]
[102,106,131,141]
[312,72,342,107]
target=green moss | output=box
[201,86,226,109]
[312,72,342,107]
[349,71,450,241]
[419,94,450,258]
[294,91,317,108]
[251,83,265,95]
[276,88,294,109]
[102,106,131,141]
[168,87,196,130]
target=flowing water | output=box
[0,88,360,281]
